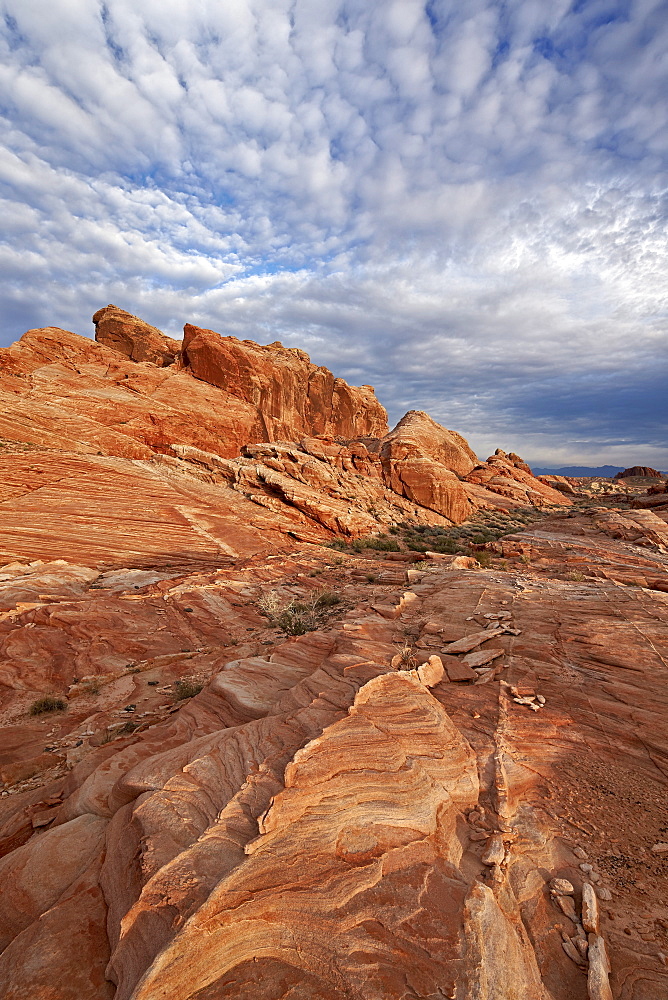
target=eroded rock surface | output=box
[0,500,666,998]
[1,310,663,998]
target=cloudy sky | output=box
[1,0,666,467]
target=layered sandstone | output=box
[1,502,666,998]
[614,466,663,479]
[181,322,389,441]
[0,312,571,540]
[93,306,181,367]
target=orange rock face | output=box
[19,310,667,995]
[182,323,389,442]
[93,305,181,367]
[1,502,666,998]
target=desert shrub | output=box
[395,645,417,669]
[313,590,341,608]
[519,553,531,564]
[173,679,203,700]
[81,678,101,695]
[258,589,341,635]
[359,535,400,552]
[477,551,492,568]
[366,573,377,583]
[567,570,585,582]
[327,539,349,552]
[30,695,67,715]
[430,537,458,554]
[407,540,429,552]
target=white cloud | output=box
[0,0,666,466]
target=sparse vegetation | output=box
[477,551,492,568]
[30,695,67,715]
[323,507,556,560]
[395,644,418,669]
[173,679,203,700]
[81,678,102,695]
[567,570,585,582]
[258,588,344,635]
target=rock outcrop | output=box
[614,466,664,479]
[181,323,389,442]
[0,311,571,540]
[0,303,664,997]
[465,448,569,507]
[93,305,181,367]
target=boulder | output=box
[93,305,180,366]
[381,410,477,477]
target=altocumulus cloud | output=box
[0,0,666,466]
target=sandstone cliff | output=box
[0,309,570,549]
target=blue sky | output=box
[0,0,666,466]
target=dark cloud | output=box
[0,0,666,466]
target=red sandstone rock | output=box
[614,466,663,479]
[379,411,475,521]
[182,323,388,441]
[381,409,477,476]
[0,497,666,996]
[2,308,662,998]
[93,305,180,367]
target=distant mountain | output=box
[531,465,625,477]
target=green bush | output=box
[30,695,67,715]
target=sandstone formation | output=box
[614,466,664,479]
[181,322,389,441]
[93,305,181,367]
[0,500,666,998]
[4,307,664,998]
[0,312,570,545]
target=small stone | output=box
[536,694,546,704]
[562,938,587,966]
[582,882,599,934]
[573,846,588,860]
[556,895,578,920]
[651,842,668,853]
[580,863,593,873]
[596,886,613,901]
[550,878,575,896]
[481,834,505,866]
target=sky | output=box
[0,0,666,468]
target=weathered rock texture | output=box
[0,311,570,546]
[1,500,666,998]
[13,309,667,997]
[614,466,663,479]
[182,323,389,442]
[93,305,181,367]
